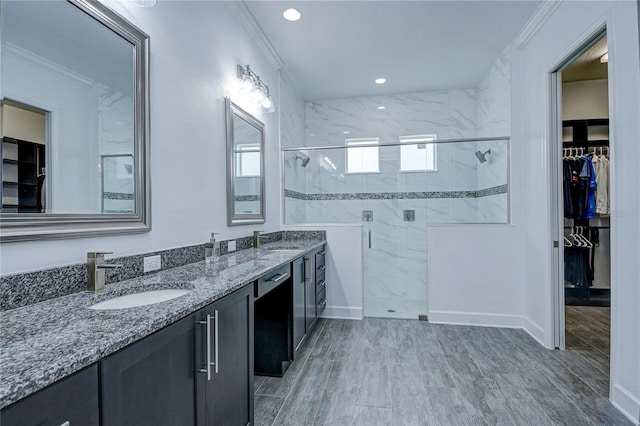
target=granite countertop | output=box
[0,239,325,409]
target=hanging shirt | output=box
[582,156,597,219]
[595,155,609,216]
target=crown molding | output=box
[225,1,285,70]
[514,0,563,50]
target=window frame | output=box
[399,134,438,173]
[345,137,381,174]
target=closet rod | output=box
[564,226,610,229]
[562,140,609,147]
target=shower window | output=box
[400,134,437,172]
[235,144,261,177]
[345,137,379,174]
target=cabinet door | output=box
[1,364,99,426]
[101,313,196,426]
[305,255,317,330]
[292,257,306,353]
[197,285,254,426]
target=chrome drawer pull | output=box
[198,314,215,380]
[318,250,326,255]
[269,273,289,284]
[318,265,326,271]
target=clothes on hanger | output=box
[565,245,591,299]
[594,154,610,216]
[563,155,597,220]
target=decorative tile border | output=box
[0,230,325,311]
[103,192,134,200]
[234,195,261,202]
[285,184,507,201]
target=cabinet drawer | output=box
[316,277,326,295]
[317,288,327,316]
[1,364,99,426]
[315,248,326,268]
[255,263,290,299]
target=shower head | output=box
[475,149,491,164]
[295,153,310,168]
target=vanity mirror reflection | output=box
[0,0,150,242]
[226,98,265,225]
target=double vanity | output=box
[0,237,327,425]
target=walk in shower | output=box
[283,136,509,319]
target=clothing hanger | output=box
[576,226,593,248]
[564,235,573,247]
[569,227,583,247]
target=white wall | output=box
[427,45,524,330]
[281,224,363,320]
[562,79,609,119]
[2,44,97,213]
[513,1,640,422]
[0,1,282,274]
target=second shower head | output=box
[295,152,310,167]
[475,149,491,164]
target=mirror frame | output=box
[225,97,265,226]
[0,0,150,242]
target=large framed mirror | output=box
[0,0,150,242]
[226,98,265,226]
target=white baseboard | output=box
[612,384,640,425]
[428,310,523,328]
[522,316,546,346]
[320,305,363,320]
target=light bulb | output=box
[252,87,265,103]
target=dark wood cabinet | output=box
[304,253,318,330]
[196,285,254,426]
[562,118,609,147]
[292,256,306,352]
[1,137,46,213]
[315,246,327,317]
[1,364,99,426]
[101,312,197,426]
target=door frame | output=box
[549,28,608,350]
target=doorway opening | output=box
[552,30,611,397]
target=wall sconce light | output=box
[237,64,275,113]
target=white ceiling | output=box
[245,0,541,101]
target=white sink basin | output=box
[89,289,191,310]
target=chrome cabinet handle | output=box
[269,273,289,284]
[318,279,326,288]
[368,230,372,248]
[318,265,326,271]
[214,309,219,374]
[303,257,309,281]
[199,314,213,380]
[319,299,326,307]
[318,250,326,255]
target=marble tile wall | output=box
[280,72,309,223]
[476,46,512,223]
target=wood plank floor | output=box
[255,314,630,425]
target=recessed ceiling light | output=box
[377,106,386,110]
[375,78,387,85]
[283,8,302,21]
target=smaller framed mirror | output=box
[226,98,265,225]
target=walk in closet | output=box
[558,32,611,398]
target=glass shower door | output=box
[362,145,429,319]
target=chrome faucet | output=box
[87,252,123,292]
[253,231,267,248]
